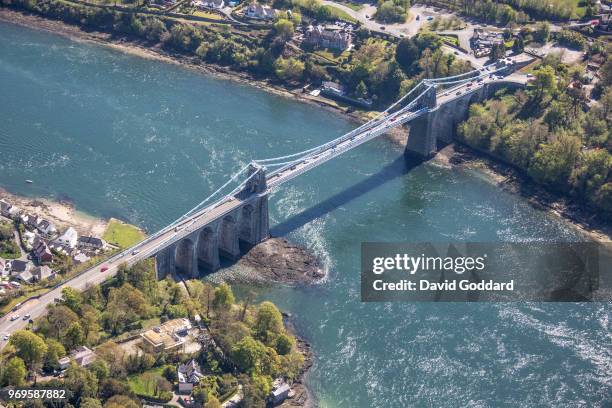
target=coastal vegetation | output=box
[0,259,304,407]
[0,220,20,259]
[0,0,469,107]
[458,51,612,213]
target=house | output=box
[23,231,36,248]
[33,238,53,264]
[36,219,57,238]
[304,25,352,50]
[177,359,204,394]
[140,318,191,352]
[32,265,54,281]
[0,258,5,275]
[245,2,276,19]
[195,0,224,9]
[22,214,41,230]
[55,227,77,249]
[77,236,107,251]
[0,199,11,217]
[0,200,19,219]
[17,270,34,284]
[269,379,290,405]
[9,260,29,274]
[58,356,71,370]
[70,346,96,367]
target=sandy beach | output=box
[0,187,107,236]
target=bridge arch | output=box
[175,238,195,277]
[197,226,220,271]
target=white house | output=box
[195,0,224,9]
[177,359,203,394]
[55,227,78,249]
[245,2,276,19]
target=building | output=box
[177,359,203,394]
[140,318,191,353]
[304,25,352,50]
[9,260,29,274]
[245,2,276,19]
[320,81,372,108]
[70,346,96,367]
[77,236,107,251]
[0,200,20,219]
[32,265,54,281]
[470,29,504,58]
[195,0,224,9]
[58,356,71,370]
[55,227,78,249]
[33,238,53,264]
[17,269,34,284]
[269,379,290,405]
[36,219,57,238]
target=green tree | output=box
[529,133,581,189]
[253,302,283,344]
[489,43,505,61]
[275,333,294,355]
[532,65,557,102]
[273,19,294,42]
[3,357,27,386]
[9,330,48,370]
[64,361,99,405]
[512,35,524,54]
[43,338,66,372]
[104,395,139,408]
[274,57,305,82]
[64,322,85,350]
[80,398,103,408]
[205,395,222,408]
[231,336,267,374]
[212,283,235,311]
[61,287,83,313]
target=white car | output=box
[2,334,9,341]
[132,249,140,255]
[10,314,19,321]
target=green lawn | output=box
[193,10,224,19]
[128,366,171,398]
[103,219,146,249]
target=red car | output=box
[100,265,109,272]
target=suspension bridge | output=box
[0,58,532,345]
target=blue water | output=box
[0,22,610,407]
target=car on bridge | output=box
[101,265,109,272]
[10,315,19,321]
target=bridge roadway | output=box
[0,61,530,347]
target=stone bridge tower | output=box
[405,80,526,160]
[154,163,270,280]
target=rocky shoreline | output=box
[0,8,369,125]
[432,144,612,243]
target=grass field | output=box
[128,366,171,398]
[193,10,224,19]
[103,219,146,249]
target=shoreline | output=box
[0,8,369,125]
[0,187,108,237]
[432,144,612,243]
